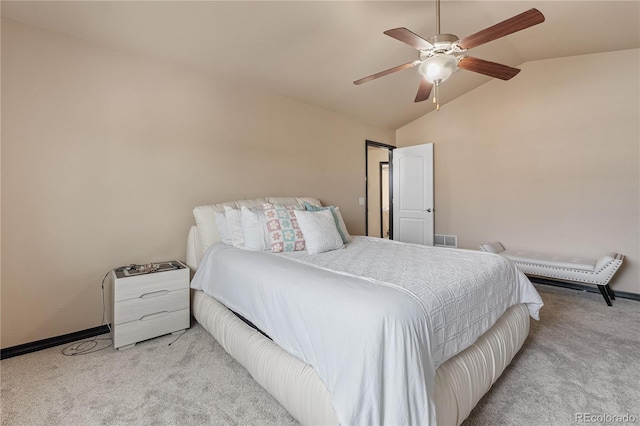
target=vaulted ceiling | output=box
[2,1,639,129]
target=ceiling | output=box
[2,1,639,129]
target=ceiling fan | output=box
[354,0,545,110]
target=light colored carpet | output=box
[464,284,639,425]
[2,284,639,426]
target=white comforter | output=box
[191,237,543,426]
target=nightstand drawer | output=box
[113,268,189,302]
[114,288,189,325]
[113,308,190,349]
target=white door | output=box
[392,143,434,245]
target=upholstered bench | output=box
[479,242,624,306]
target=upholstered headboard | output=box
[186,196,322,271]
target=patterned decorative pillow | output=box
[263,203,305,253]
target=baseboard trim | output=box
[529,277,640,302]
[1,325,111,360]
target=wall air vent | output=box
[435,234,457,248]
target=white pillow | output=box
[294,209,344,255]
[240,206,271,251]
[223,206,244,248]
[333,207,352,243]
[214,211,233,245]
[193,205,222,256]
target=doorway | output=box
[380,162,390,238]
[365,140,395,239]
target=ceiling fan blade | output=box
[384,28,434,51]
[414,79,433,102]
[457,8,545,50]
[458,56,521,80]
[353,61,419,85]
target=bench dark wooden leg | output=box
[597,285,613,306]
[605,284,615,300]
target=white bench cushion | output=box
[478,242,624,286]
[502,250,596,272]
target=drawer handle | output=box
[140,311,169,321]
[140,290,169,299]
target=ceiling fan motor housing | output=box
[428,34,461,51]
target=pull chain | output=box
[434,0,443,111]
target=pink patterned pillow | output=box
[263,203,306,253]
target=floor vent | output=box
[435,234,458,248]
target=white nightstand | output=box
[112,261,190,350]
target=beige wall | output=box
[397,49,640,295]
[0,19,395,348]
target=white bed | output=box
[186,197,543,426]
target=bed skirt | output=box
[192,289,530,425]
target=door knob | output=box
[424,208,432,213]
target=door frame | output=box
[379,161,389,238]
[365,140,396,239]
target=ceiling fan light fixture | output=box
[418,54,457,83]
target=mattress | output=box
[192,289,531,425]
